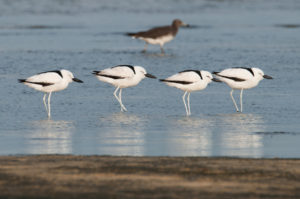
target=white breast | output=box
[140,34,174,45]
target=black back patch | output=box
[98,74,125,79]
[20,80,54,87]
[216,74,246,82]
[234,67,254,76]
[39,70,63,78]
[112,65,136,74]
[160,79,193,85]
[179,70,203,79]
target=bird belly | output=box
[97,76,140,88]
[24,83,44,92]
[97,76,117,85]
[24,81,68,93]
[166,82,207,92]
[223,79,259,90]
[118,78,141,88]
[140,34,174,45]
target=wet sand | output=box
[0,155,299,199]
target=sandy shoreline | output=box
[0,155,299,198]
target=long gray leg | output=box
[43,93,48,114]
[182,91,188,116]
[230,89,239,112]
[187,92,191,115]
[47,92,52,118]
[240,89,243,113]
[118,88,127,112]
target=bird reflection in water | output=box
[97,113,146,155]
[217,113,265,157]
[26,120,73,154]
[167,116,215,156]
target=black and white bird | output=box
[213,67,273,112]
[18,69,83,118]
[160,70,218,116]
[127,19,189,54]
[92,65,156,112]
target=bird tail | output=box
[126,32,137,38]
[212,72,219,75]
[18,79,26,83]
[92,71,100,75]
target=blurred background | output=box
[0,0,299,157]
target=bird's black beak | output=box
[212,78,222,82]
[182,23,190,27]
[145,73,156,79]
[73,78,84,83]
[263,75,273,79]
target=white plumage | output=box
[93,65,156,112]
[160,70,218,116]
[19,69,83,118]
[213,67,273,112]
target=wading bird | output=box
[160,70,218,116]
[127,19,189,54]
[213,67,273,112]
[93,65,156,112]
[19,69,83,118]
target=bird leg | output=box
[142,43,148,53]
[118,88,127,112]
[43,93,48,114]
[113,87,121,111]
[240,89,243,113]
[182,91,189,116]
[160,44,165,55]
[230,89,239,112]
[187,92,191,115]
[47,92,52,119]
[114,87,127,112]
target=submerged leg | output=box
[187,92,191,115]
[230,89,239,112]
[142,43,148,53]
[113,87,122,111]
[240,89,243,113]
[182,91,188,116]
[47,92,52,118]
[118,88,127,112]
[114,87,127,112]
[160,44,165,54]
[43,93,48,114]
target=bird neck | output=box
[171,26,179,36]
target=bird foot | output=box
[121,108,127,112]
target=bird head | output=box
[201,71,220,83]
[61,69,83,83]
[134,66,156,79]
[252,68,273,81]
[172,19,189,28]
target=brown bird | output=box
[127,19,189,54]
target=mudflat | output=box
[0,155,299,199]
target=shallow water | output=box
[0,0,300,157]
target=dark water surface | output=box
[0,0,300,157]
